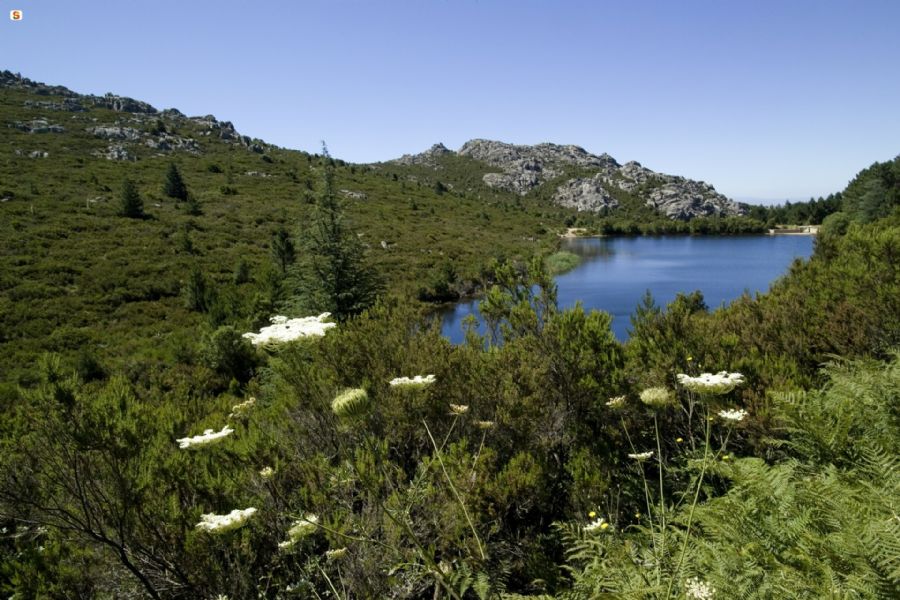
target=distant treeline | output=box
[745,194,841,226]
[743,154,899,226]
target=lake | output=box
[440,235,815,342]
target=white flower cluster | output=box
[677,371,745,395]
[628,451,654,461]
[583,516,609,532]
[475,420,495,430]
[605,395,626,408]
[640,387,673,408]
[718,408,748,422]
[177,426,234,449]
[259,466,275,478]
[389,374,436,387]
[195,507,257,533]
[685,576,715,599]
[279,514,319,549]
[332,388,368,418]
[449,403,469,416]
[229,397,256,419]
[242,314,335,346]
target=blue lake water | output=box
[440,235,815,342]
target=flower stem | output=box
[423,420,486,561]
[666,403,712,597]
[654,414,667,574]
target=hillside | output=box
[0,71,565,386]
[394,139,745,219]
[0,71,768,386]
[1,69,899,599]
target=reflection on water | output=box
[560,237,616,260]
[441,235,814,343]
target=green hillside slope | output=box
[0,73,563,385]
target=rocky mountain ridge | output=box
[1,70,271,161]
[395,139,745,220]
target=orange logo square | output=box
[10,10,23,21]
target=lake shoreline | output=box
[441,234,815,342]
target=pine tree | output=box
[163,162,188,201]
[119,178,144,218]
[300,149,381,320]
[271,226,296,274]
[184,266,211,312]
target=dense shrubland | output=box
[2,196,898,597]
[2,80,898,598]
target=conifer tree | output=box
[163,162,188,201]
[300,147,381,320]
[119,178,144,218]
[271,226,296,274]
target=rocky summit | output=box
[395,139,744,220]
[0,70,270,161]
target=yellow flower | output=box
[600,522,609,530]
[588,511,596,518]
[687,356,693,361]
[635,512,641,518]
[722,455,730,461]
[676,437,683,443]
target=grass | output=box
[545,250,581,275]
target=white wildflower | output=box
[332,388,368,418]
[176,426,234,449]
[718,408,748,422]
[228,396,256,419]
[195,507,257,533]
[259,466,274,478]
[639,387,673,409]
[583,517,609,532]
[628,451,654,461]
[389,374,436,387]
[677,371,745,395]
[449,403,469,416]
[242,313,335,346]
[279,514,319,549]
[685,576,715,599]
[475,420,495,430]
[605,395,626,408]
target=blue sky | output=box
[2,0,898,202]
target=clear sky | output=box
[2,0,898,202]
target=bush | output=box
[199,325,258,383]
[119,178,143,218]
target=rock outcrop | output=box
[392,139,743,220]
[90,94,157,114]
[11,119,65,134]
[553,175,619,212]
[394,143,453,166]
[1,70,269,159]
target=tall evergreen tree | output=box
[119,178,144,218]
[163,162,188,201]
[300,149,381,320]
[271,226,296,274]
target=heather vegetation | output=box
[1,75,899,598]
